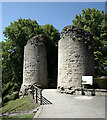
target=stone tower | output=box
[20,34,48,96]
[57,25,95,93]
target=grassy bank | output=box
[2,113,35,119]
[0,95,39,119]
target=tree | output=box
[2,18,43,86]
[72,8,107,76]
[2,18,60,104]
[2,19,60,88]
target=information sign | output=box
[82,76,93,85]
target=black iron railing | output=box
[32,85,52,105]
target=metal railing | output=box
[32,85,42,105]
[32,84,52,105]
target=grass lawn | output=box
[1,113,35,119]
[0,95,40,119]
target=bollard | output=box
[91,89,95,96]
[81,89,85,95]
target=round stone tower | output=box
[20,34,48,97]
[57,25,95,93]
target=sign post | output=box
[81,76,95,96]
[81,77,85,95]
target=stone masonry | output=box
[57,25,95,93]
[19,34,48,97]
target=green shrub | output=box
[2,82,14,97]
[10,91,19,100]
[2,82,20,105]
[12,84,20,91]
[3,91,19,106]
[3,95,11,103]
[94,78,107,89]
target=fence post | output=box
[40,89,42,105]
[36,88,38,104]
[32,86,34,99]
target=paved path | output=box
[34,89,105,118]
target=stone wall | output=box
[75,89,107,96]
[20,34,48,97]
[57,25,95,93]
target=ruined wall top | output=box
[27,34,45,45]
[61,25,92,38]
[61,25,93,49]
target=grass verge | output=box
[1,113,35,119]
[0,95,40,119]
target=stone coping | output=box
[61,25,92,38]
[58,88,107,96]
[60,25,93,50]
[76,88,107,92]
[75,89,107,96]
[27,34,45,45]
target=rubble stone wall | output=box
[20,34,48,97]
[58,25,95,93]
[23,34,47,87]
